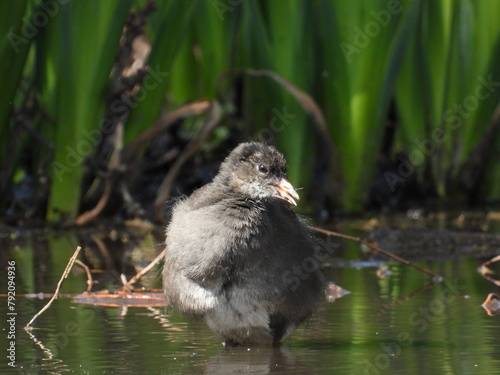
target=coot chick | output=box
[163,142,324,346]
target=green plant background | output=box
[1,0,499,222]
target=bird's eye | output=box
[258,165,268,174]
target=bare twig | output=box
[481,254,500,268]
[480,274,500,287]
[311,227,443,281]
[0,293,76,299]
[25,246,82,329]
[478,254,500,286]
[125,249,166,289]
[153,101,223,222]
[74,259,93,292]
[120,274,130,290]
[245,69,330,139]
[92,235,114,270]
[121,100,211,164]
[75,123,124,225]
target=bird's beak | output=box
[273,178,300,206]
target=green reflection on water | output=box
[0,229,499,374]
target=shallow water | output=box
[1,218,499,374]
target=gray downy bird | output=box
[163,142,325,346]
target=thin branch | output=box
[311,227,443,281]
[245,69,329,136]
[120,274,130,290]
[481,254,500,268]
[25,246,82,330]
[153,101,223,222]
[74,178,115,225]
[478,254,500,286]
[125,249,166,289]
[74,259,93,292]
[92,235,114,270]
[74,123,124,225]
[121,100,211,164]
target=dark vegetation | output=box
[1,0,500,227]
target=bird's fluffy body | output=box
[163,142,324,345]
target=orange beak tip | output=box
[273,179,300,206]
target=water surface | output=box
[1,218,499,374]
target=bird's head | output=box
[216,142,299,206]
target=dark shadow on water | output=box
[202,346,314,375]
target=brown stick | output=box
[0,293,77,299]
[481,254,500,268]
[311,227,443,280]
[478,254,500,286]
[125,249,166,289]
[74,259,93,292]
[153,102,223,222]
[121,100,211,163]
[25,246,82,329]
[74,123,124,225]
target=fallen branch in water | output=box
[25,246,82,330]
[0,293,77,299]
[311,227,443,281]
[74,289,166,307]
